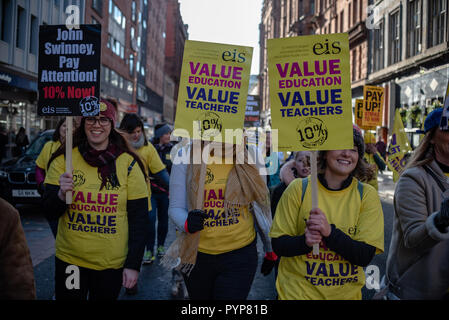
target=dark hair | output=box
[48,118,147,181]
[119,113,148,146]
[52,118,66,142]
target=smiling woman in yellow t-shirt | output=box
[43,99,149,300]
[270,127,384,300]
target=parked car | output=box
[0,130,54,205]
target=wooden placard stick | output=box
[310,151,320,255]
[65,116,73,204]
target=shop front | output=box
[396,64,449,148]
[0,66,62,159]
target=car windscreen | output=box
[24,134,52,157]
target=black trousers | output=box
[55,257,123,300]
[183,239,258,300]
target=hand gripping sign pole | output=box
[310,151,319,255]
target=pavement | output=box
[377,170,396,203]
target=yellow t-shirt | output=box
[135,143,166,211]
[35,140,61,171]
[198,158,256,255]
[44,147,148,270]
[270,177,384,300]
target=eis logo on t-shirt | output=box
[205,168,214,184]
[73,170,86,187]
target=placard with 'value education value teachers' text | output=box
[174,40,253,141]
[267,34,353,151]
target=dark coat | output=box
[0,197,36,299]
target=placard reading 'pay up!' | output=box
[267,34,353,151]
[362,85,384,127]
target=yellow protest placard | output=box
[355,99,376,130]
[267,34,353,151]
[362,85,384,127]
[440,82,449,130]
[387,109,412,182]
[174,40,253,141]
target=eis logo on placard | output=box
[312,39,342,55]
[222,48,246,63]
[41,106,56,114]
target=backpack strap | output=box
[301,177,364,202]
[357,180,364,201]
[128,159,137,176]
[301,177,308,203]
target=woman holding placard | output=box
[42,99,149,300]
[164,141,276,299]
[270,127,384,300]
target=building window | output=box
[108,34,124,59]
[29,15,38,55]
[110,0,126,29]
[1,0,13,43]
[129,54,134,76]
[352,49,356,81]
[407,0,422,57]
[428,0,447,47]
[110,70,118,87]
[373,20,384,72]
[340,11,344,32]
[310,0,315,14]
[127,80,133,95]
[16,5,26,50]
[389,10,401,65]
[353,0,358,25]
[131,1,136,22]
[92,0,103,16]
[348,3,352,28]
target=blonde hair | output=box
[403,128,436,170]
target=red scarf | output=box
[78,141,124,190]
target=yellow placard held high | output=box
[355,99,376,130]
[267,34,353,151]
[174,40,253,141]
[387,109,412,182]
[362,85,384,127]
